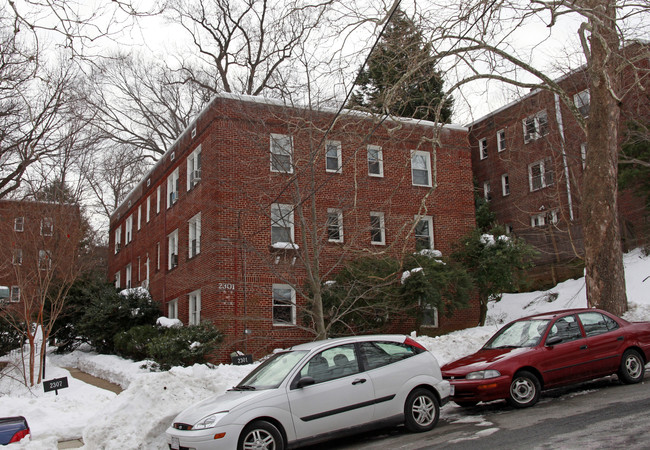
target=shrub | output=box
[0,313,24,356]
[114,325,160,361]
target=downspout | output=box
[554,93,574,221]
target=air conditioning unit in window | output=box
[170,191,178,205]
[192,169,201,183]
[171,253,178,268]
[115,243,121,253]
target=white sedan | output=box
[166,335,451,450]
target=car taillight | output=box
[9,428,30,443]
[404,337,427,351]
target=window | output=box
[188,213,201,258]
[146,196,151,222]
[531,209,558,227]
[14,217,24,232]
[546,315,582,344]
[145,255,150,287]
[10,286,20,303]
[327,208,343,242]
[156,242,161,271]
[502,174,510,196]
[156,186,161,214]
[325,140,342,173]
[125,264,132,289]
[41,217,53,236]
[114,226,122,254]
[505,224,514,234]
[415,216,434,251]
[581,143,587,169]
[168,230,178,270]
[497,129,506,152]
[272,284,296,325]
[578,312,619,337]
[270,134,293,173]
[370,212,385,245]
[125,215,133,244]
[39,250,52,270]
[271,203,294,245]
[411,151,432,187]
[187,145,202,190]
[528,158,554,191]
[168,298,178,320]
[367,145,383,177]
[360,340,423,371]
[298,344,359,384]
[574,89,590,117]
[12,249,22,265]
[483,181,491,201]
[523,110,549,143]
[167,168,180,208]
[115,271,121,289]
[137,205,142,230]
[479,138,488,160]
[420,300,439,328]
[189,290,201,325]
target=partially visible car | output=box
[0,416,30,445]
[442,308,650,408]
[166,335,451,450]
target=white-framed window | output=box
[168,298,178,320]
[523,110,549,143]
[272,284,296,325]
[156,186,161,214]
[187,145,202,190]
[270,134,293,173]
[502,174,510,196]
[137,205,142,230]
[419,300,438,328]
[41,217,53,236]
[125,214,133,244]
[574,89,590,117]
[167,168,180,208]
[115,271,121,289]
[497,129,506,152]
[188,213,201,258]
[415,216,434,251]
[125,263,132,289]
[14,217,24,232]
[156,242,161,271]
[271,203,294,244]
[10,286,20,303]
[483,181,491,201]
[367,145,383,177]
[370,211,385,245]
[505,224,514,234]
[528,158,554,191]
[114,226,122,254]
[145,255,150,287]
[327,208,344,243]
[479,138,488,160]
[12,249,22,265]
[411,151,432,187]
[581,143,587,169]
[146,196,151,222]
[325,140,342,173]
[189,290,201,325]
[168,230,179,270]
[531,209,559,227]
[39,250,52,270]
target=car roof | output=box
[517,308,609,321]
[287,334,410,352]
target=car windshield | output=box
[484,319,550,349]
[235,350,308,390]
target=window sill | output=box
[273,322,297,327]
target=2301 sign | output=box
[218,283,235,291]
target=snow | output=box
[1,248,648,449]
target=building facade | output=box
[108,95,479,360]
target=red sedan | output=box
[441,308,650,408]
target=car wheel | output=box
[618,349,645,384]
[507,371,540,408]
[454,401,478,408]
[404,388,440,432]
[238,420,285,450]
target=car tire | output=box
[507,371,540,408]
[454,401,478,408]
[618,349,645,384]
[404,388,440,432]
[238,420,285,450]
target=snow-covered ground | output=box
[1,248,649,449]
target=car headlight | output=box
[466,370,501,380]
[193,412,228,430]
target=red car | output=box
[441,308,650,408]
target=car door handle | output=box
[352,378,367,385]
[580,345,588,350]
[617,336,624,341]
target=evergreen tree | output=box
[349,9,453,123]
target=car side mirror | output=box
[546,336,562,346]
[296,376,316,388]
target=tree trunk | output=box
[581,0,628,316]
[478,297,488,326]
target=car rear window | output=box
[360,341,421,370]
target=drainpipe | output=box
[554,93,574,221]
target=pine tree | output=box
[349,9,453,123]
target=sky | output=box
[1,247,649,449]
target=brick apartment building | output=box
[0,200,82,308]
[108,94,479,360]
[469,43,649,283]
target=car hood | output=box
[172,389,275,426]
[441,347,530,376]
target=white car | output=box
[166,335,451,450]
